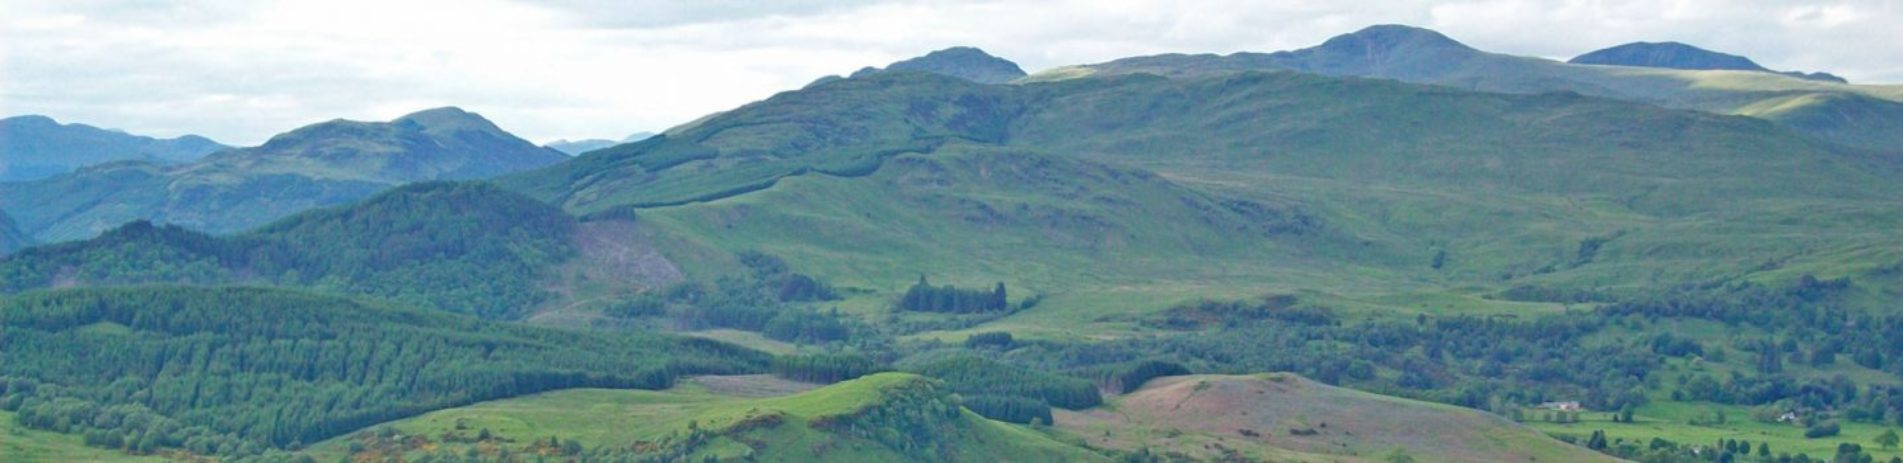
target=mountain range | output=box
[0,107,566,243]
[0,115,228,181]
[1035,25,1903,152]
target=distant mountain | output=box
[849,46,1027,84]
[1032,24,1903,152]
[545,131,657,155]
[0,115,228,181]
[1570,41,1846,83]
[0,210,28,255]
[0,107,567,243]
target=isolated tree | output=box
[1878,429,1900,450]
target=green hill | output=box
[0,286,766,460]
[0,182,577,318]
[0,115,227,182]
[307,373,1108,462]
[1032,24,1903,153]
[0,107,567,243]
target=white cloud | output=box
[2,0,1899,145]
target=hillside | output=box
[0,107,567,243]
[0,286,767,460]
[0,115,227,181]
[501,68,1902,336]
[1056,374,1614,462]
[1569,41,1846,82]
[0,182,578,318]
[1032,24,1903,152]
[0,210,28,255]
[307,373,1108,462]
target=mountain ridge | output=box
[0,115,228,181]
[0,107,566,243]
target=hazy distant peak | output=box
[1570,41,1765,71]
[1570,41,1847,83]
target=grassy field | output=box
[1530,401,1903,461]
[304,373,1108,462]
[0,411,163,463]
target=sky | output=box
[3,0,1900,146]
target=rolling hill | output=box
[0,115,228,181]
[1057,374,1617,462]
[306,373,1107,462]
[1032,24,1903,152]
[0,107,567,243]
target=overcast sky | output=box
[3,0,1899,146]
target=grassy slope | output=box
[1530,401,1903,461]
[1055,374,1613,462]
[0,411,163,463]
[305,373,1107,463]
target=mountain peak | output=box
[866,46,1027,84]
[394,107,505,135]
[1323,24,1475,54]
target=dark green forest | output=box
[0,182,575,318]
[0,286,766,458]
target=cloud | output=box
[1,0,1899,146]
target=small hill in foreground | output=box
[1056,374,1614,462]
[308,373,1107,463]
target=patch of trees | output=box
[1147,295,1335,330]
[0,286,767,458]
[763,309,853,344]
[811,375,966,461]
[964,332,1015,349]
[897,276,1008,313]
[772,353,886,383]
[961,395,1053,425]
[1113,360,1193,394]
[904,355,1102,410]
[0,182,576,319]
[607,252,858,345]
